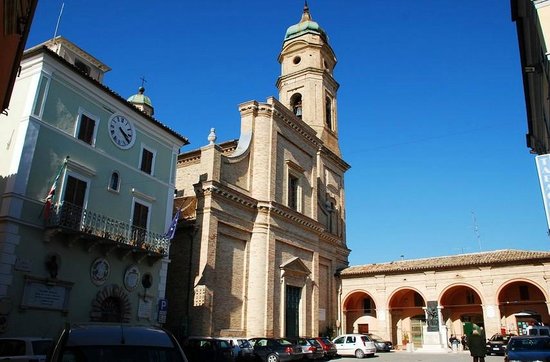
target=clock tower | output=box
[276,2,341,156]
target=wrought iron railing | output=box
[45,202,169,255]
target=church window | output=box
[293,56,301,65]
[290,93,302,118]
[288,174,299,211]
[325,95,332,130]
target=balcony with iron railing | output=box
[44,202,169,259]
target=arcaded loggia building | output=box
[339,250,550,351]
[166,4,350,338]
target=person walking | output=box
[467,330,486,362]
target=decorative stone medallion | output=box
[90,258,110,286]
[123,265,140,292]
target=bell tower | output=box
[276,3,341,156]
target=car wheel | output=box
[354,349,365,358]
[266,353,279,362]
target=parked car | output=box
[0,337,52,362]
[485,333,514,355]
[218,337,254,361]
[527,325,550,336]
[311,337,337,359]
[46,324,188,362]
[332,334,376,358]
[248,338,302,362]
[286,337,323,360]
[181,337,233,362]
[504,335,550,362]
[365,333,392,352]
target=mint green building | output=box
[0,37,188,337]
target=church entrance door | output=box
[286,285,301,337]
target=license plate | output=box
[493,348,499,350]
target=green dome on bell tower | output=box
[127,86,154,116]
[284,1,327,41]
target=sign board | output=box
[158,299,168,324]
[536,154,550,231]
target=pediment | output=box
[280,257,311,276]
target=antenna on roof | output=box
[52,2,65,41]
[472,211,482,251]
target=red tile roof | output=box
[339,249,550,277]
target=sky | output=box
[26,0,550,265]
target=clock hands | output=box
[118,126,131,143]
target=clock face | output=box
[108,114,135,149]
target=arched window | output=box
[290,93,302,118]
[109,171,120,192]
[325,96,332,129]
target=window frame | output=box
[75,108,99,146]
[108,171,121,193]
[32,73,51,118]
[131,197,152,231]
[139,144,156,175]
[285,162,304,213]
[60,171,90,210]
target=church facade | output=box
[166,5,350,338]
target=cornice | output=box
[319,145,351,172]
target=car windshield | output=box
[0,340,26,357]
[361,336,371,342]
[368,334,383,341]
[60,345,186,362]
[509,338,550,351]
[320,338,332,344]
[276,339,293,346]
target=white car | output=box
[0,337,53,362]
[332,334,376,358]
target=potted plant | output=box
[402,332,409,348]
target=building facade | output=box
[339,250,550,351]
[512,0,550,155]
[166,5,350,339]
[0,37,187,336]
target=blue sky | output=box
[26,1,549,265]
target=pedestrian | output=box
[461,335,468,350]
[449,334,459,350]
[467,330,486,362]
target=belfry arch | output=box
[342,290,377,334]
[388,288,426,348]
[498,280,550,334]
[440,284,484,338]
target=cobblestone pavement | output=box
[334,351,503,362]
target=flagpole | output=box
[40,156,69,219]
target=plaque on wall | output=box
[123,265,140,292]
[90,258,110,286]
[20,275,73,312]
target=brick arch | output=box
[387,287,426,310]
[342,289,378,334]
[90,284,132,323]
[439,283,485,338]
[496,278,550,333]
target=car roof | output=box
[0,337,52,341]
[65,324,175,347]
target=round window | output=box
[293,56,301,65]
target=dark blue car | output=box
[505,335,550,362]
